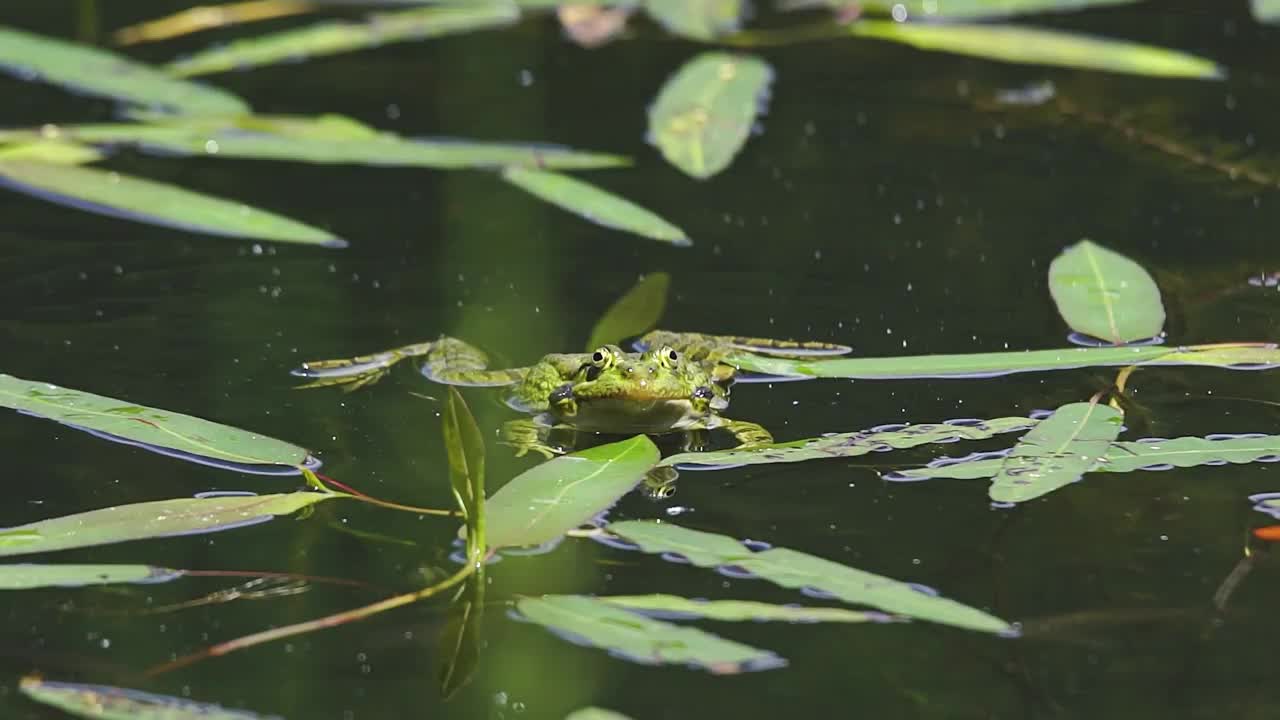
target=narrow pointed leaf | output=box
[601,594,880,623]
[0,26,249,115]
[443,387,486,556]
[1049,239,1164,343]
[662,416,1037,469]
[853,0,1140,20]
[0,141,102,164]
[166,4,520,77]
[587,272,671,351]
[0,564,182,590]
[20,676,281,720]
[850,20,1223,79]
[607,521,1013,634]
[502,167,689,245]
[989,401,1122,504]
[0,492,342,558]
[644,0,743,40]
[647,52,773,179]
[727,342,1280,379]
[0,374,314,471]
[485,436,660,549]
[0,161,346,247]
[514,595,784,673]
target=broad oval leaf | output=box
[607,521,1013,634]
[484,435,660,549]
[600,594,880,623]
[1049,239,1165,343]
[990,401,1122,504]
[0,374,315,472]
[728,342,1280,379]
[20,676,281,720]
[1256,0,1280,23]
[502,167,689,245]
[647,52,773,179]
[166,4,520,77]
[443,387,486,557]
[0,26,249,115]
[849,20,1223,79]
[644,0,743,40]
[586,272,671,351]
[662,416,1037,469]
[514,595,784,673]
[0,492,342,558]
[0,564,182,590]
[0,161,346,247]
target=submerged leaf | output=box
[167,4,520,76]
[850,20,1223,79]
[485,436,660,549]
[728,343,1280,379]
[0,161,346,247]
[647,52,773,179]
[1049,239,1164,343]
[502,167,689,245]
[437,570,484,699]
[662,416,1037,469]
[20,676,281,720]
[607,521,1013,634]
[0,374,314,472]
[0,25,249,115]
[644,0,743,40]
[515,595,784,673]
[0,564,182,590]
[0,492,341,558]
[989,401,1122,504]
[601,594,880,623]
[587,272,671,351]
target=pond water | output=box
[4,1,1280,718]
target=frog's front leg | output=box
[501,419,569,460]
[721,419,773,447]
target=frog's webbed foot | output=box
[291,341,435,391]
[722,419,773,448]
[642,465,680,500]
[422,336,528,387]
[502,419,568,460]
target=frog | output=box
[292,330,850,494]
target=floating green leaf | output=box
[0,118,629,170]
[0,141,102,164]
[0,564,182,590]
[644,0,743,40]
[485,436,660,549]
[502,167,689,245]
[607,521,1013,634]
[891,434,1280,481]
[852,0,1140,20]
[1049,239,1165,343]
[849,20,1223,79]
[0,161,346,247]
[1253,0,1280,23]
[515,595,783,673]
[587,272,671,351]
[167,4,520,76]
[443,387,486,560]
[0,26,249,115]
[20,675,281,720]
[601,594,881,623]
[647,52,773,179]
[662,416,1037,469]
[566,708,635,720]
[0,492,341,558]
[0,374,314,471]
[989,401,1122,504]
[728,342,1280,380]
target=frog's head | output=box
[548,345,717,432]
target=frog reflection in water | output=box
[293,331,851,496]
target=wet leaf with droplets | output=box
[988,401,1122,504]
[20,675,282,719]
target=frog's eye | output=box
[589,347,616,369]
[657,346,680,368]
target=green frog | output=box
[292,330,849,492]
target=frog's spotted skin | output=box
[291,330,851,461]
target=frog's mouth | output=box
[549,386,707,433]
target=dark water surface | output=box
[5,1,1280,718]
